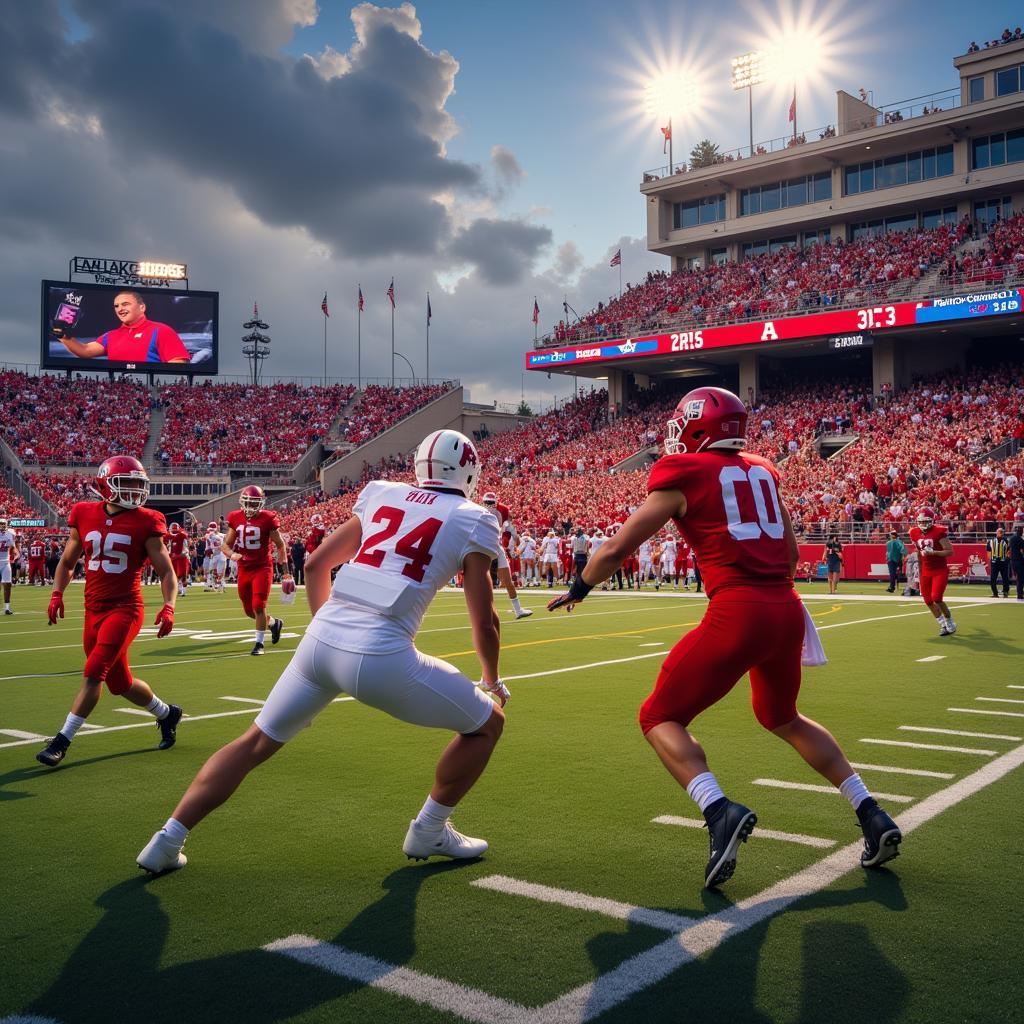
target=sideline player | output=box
[203,522,228,591]
[137,429,508,874]
[224,485,290,656]
[481,492,532,618]
[35,457,181,767]
[548,388,902,888]
[27,534,47,586]
[167,522,191,597]
[909,507,957,636]
[0,516,18,614]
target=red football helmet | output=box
[169,522,181,534]
[916,506,936,530]
[665,387,747,455]
[240,484,266,518]
[92,456,150,509]
[207,521,218,532]
[482,492,498,506]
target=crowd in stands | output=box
[0,371,151,465]
[0,479,36,520]
[950,214,1024,288]
[967,28,1022,52]
[156,382,355,466]
[338,384,450,446]
[545,223,969,345]
[22,472,93,518]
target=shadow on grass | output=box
[0,748,155,801]
[24,861,473,1024]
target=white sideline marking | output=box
[976,697,1024,705]
[503,652,666,683]
[332,697,356,703]
[220,696,265,705]
[638,642,664,647]
[264,936,526,1024]
[0,728,45,740]
[859,738,996,756]
[77,723,104,730]
[752,778,914,803]
[849,762,954,780]
[1007,685,1024,690]
[113,708,154,717]
[900,725,1022,741]
[471,875,692,932]
[916,655,945,663]
[265,741,1024,1024]
[651,815,835,849]
[949,707,1024,719]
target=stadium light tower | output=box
[731,50,766,157]
[643,71,699,172]
[241,303,271,386]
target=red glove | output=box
[47,590,65,625]
[281,577,296,596]
[154,603,175,638]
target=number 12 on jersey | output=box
[719,465,784,541]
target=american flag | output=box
[610,248,622,267]
[387,279,396,308]
[532,299,540,325]
[321,293,329,318]
[358,286,364,312]
[427,294,432,325]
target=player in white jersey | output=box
[0,517,19,614]
[638,539,653,588]
[138,429,509,874]
[518,532,538,586]
[203,523,227,591]
[661,535,678,587]
[539,530,560,587]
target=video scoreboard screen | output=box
[40,280,219,375]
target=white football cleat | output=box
[515,607,534,619]
[946,620,957,635]
[402,819,488,861]
[137,830,188,874]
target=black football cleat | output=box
[251,641,265,656]
[36,732,71,767]
[157,705,183,750]
[704,800,757,889]
[4,608,13,615]
[270,617,283,645]
[859,805,902,868]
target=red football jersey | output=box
[67,500,167,612]
[909,523,949,571]
[167,532,189,558]
[227,508,280,568]
[29,541,45,559]
[647,452,792,597]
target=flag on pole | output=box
[610,248,622,267]
[321,293,329,317]
[532,298,540,325]
[788,91,796,123]
[661,119,672,153]
[358,286,364,312]
[386,279,396,308]
[427,295,432,325]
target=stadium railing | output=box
[794,520,1020,544]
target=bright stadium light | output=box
[643,70,700,123]
[731,49,766,156]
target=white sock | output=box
[4,602,9,610]
[511,597,523,613]
[60,713,87,740]
[839,773,872,810]
[685,771,726,814]
[255,629,266,644]
[147,696,170,720]
[163,817,189,847]
[414,796,454,832]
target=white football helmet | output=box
[207,521,217,532]
[0,517,8,533]
[415,430,481,497]
[916,507,935,531]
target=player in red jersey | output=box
[166,522,192,597]
[35,457,182,767]
[224,485,291,656]
[482,492,532,619]
[909,507,957,636]
[306,514,326,554]
[549,388,901,888]
[27,535,47,586]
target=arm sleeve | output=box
[67,504,82,531]
[647,455,692,494]
[268,511,280,531]
[150,511,168,539]
[462,511,500,563]
[157,324,190,362]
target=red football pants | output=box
[237,564,272,616]
[920,568,949,605]
[83,606,145,695]
[639,586,804,734]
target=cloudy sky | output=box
[1,0,1018,407]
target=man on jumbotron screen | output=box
[52,289,189,363]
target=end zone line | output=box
[651,815,835,848]
[859,737,996,756]
[849,761,954,779]
[899,725,1022,741]
[949,707,1024,719]
[752,778,914,803]
[471,874,692,932]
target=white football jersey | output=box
[519,537,537,558]
[590,535,606,555]
[307,480,500,654]
[0,531,15,563]
[205,531,224,554]
[541,537,558,558]
[638,541,652,560]
[662,540,678,560]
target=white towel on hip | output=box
[801,600,828,667]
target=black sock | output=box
[856,797,879,825]
[703,797,728,824]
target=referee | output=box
[1010,525,1024,601]
[987,527,1010,598]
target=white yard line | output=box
[112,708,154,717]
[899,725,1022,741]
[849,761,954,779]
[752,778,914,803]
[503,652,666,683]
[0,728,46,740]
[859,738,996,756]
[1007,685,1024,690]
[220,696,266,705]
[651,815,835,848]
[916,655,945,663]
[976,697,1024,705]
[470,875,692,932]
[949,707,1024,719]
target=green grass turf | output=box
[1,580,1022,1023]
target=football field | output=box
[1,582,1022,1024]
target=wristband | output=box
[567,575,594,602]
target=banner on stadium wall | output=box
[524,288,1024,369]
[796,543,991,582]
